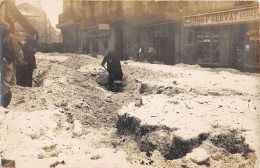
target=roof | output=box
[7,2,38,35]
[19,9,39,17]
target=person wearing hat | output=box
[1,21,27,107]
[101,51,123,90]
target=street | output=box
[0,52,260,168]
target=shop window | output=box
[103,40,108,49]
[187,31,193,44]
[195,31,210,63]
[212,33,220,64]
[194,28,221,64]
[196,33,203,43]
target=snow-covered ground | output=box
[0,52,259,168]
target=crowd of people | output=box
[130,43,157,63]
[1,21,37,108]
[38,42,63,53]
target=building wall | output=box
[57,1,259,71]
[14,15,38,42]
[0,0,16,31]
[16,3,48,43]
[58,1,186,56]
[183,2,259,71]
[95,28,115,56]
[185,1,258,15]
[175,21,182,63]
[219,26,231,67]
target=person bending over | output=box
[101,51,123,90]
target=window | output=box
[103,40,108,49]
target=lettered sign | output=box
[184,6,259,26]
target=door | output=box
[194,27,220,65]
[92,40,98,53]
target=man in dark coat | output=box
[101,51,123,89]
[132,43,139,61]
[1,21,27,107]
[17,38,37,87]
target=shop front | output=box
[125,12,180,64]
[83,24,113,56]
[184,6,259,71]
[124,23,177,64]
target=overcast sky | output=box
[15,0,63,29]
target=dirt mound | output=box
[63,54,97,69]
[96,73,127,92]
[211,131,254,157]
[96,73,109,88]
[116,93,259,165]
[117,112,209,160]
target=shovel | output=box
[101,65,123,90]
[102,65,108,72]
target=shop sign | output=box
[249,36,259,41]
[98,24,110,30]
[246,29,258,35]
[184,7,259,26]
[247,28,259,41]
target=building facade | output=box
[0,0,38,38]
[57,1,259,72]
[57,1,187,61]
[16,3,59,44]
[122,1,188,64]
[183,1,259,71]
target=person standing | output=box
[18,37,37,87]
[148,44,156,63]
[101,51,123,90]
[138,44,146,62]
[132,43,139,61]
[1,21,27,107]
